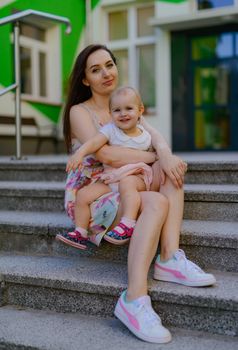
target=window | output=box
[197,0,234,10]
[106,4,155,113]
[19,23,61,103]
[108,11,127,40]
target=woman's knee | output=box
[160,177,184,195]
[154,192,169,213]
[141,192,169,214]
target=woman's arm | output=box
[141,117,187,188]
[140,117,171,156]
[70,104,101,142]
[95,144,156,168]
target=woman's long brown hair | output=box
[63,44,117,153]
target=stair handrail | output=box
[0,9,71,159]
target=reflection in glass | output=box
[138,45,155,109]
[39,52,47,97]
[112,49,128,86]
[108,11,127,40]
[137,6,154,37]
[194,63,231,149]
[194,65,230,106]
[192,34,233,60]
[192,36,217,60]
[194,67,217,105]
[197,0,234,10]
[236,34,238,56]
[215,65,230,104]
[195,109,230,149]
[20,47,32,94]
[216,34,233,58]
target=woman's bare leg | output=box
[159,177,184,261]
[154,177,216,287]
[149,160,184,261]
[112,191,172,343]
[126,192,169,301]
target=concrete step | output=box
[0,306,237,350]
[181,152,238,184]
[0,181,65,212]
[1,181,238,221]
[0,156,67,182]
[185,162,238,184]
[180,219,238,272]
[184,184,238,221]
[0,254,237,336]
[0,211,237,272]
[1,153,238,184]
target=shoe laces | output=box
[174,249,203,273]
[137,302,161,327]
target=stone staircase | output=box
[0,153,237,350]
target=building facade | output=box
[0,0,237,153]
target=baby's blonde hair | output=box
[109,86,143,110]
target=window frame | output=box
[104,2,156,113]
[17,24,62,105]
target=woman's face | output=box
[83,49,118,96]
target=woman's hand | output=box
[159,151,187,188]
[66,152,84,172]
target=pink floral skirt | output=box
[64,156,120,244]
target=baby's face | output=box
[110,90,142,132]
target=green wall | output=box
[0,0,87,123]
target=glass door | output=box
[190,32,238,150]
[193,63,231,149]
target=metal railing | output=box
[0,9,71,159]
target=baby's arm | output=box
[66,133,108,172]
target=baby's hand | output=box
[66,153,83,172]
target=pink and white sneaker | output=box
[114,290,171,344]
[154,249,216,287]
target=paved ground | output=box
[0,306,237,350]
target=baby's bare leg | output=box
[119,175,146,220]
[75,182,111,229]
[103,175,146,245]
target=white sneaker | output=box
[154,249,216,287]
[114,290,171,344]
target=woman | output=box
[56,44,215,344]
